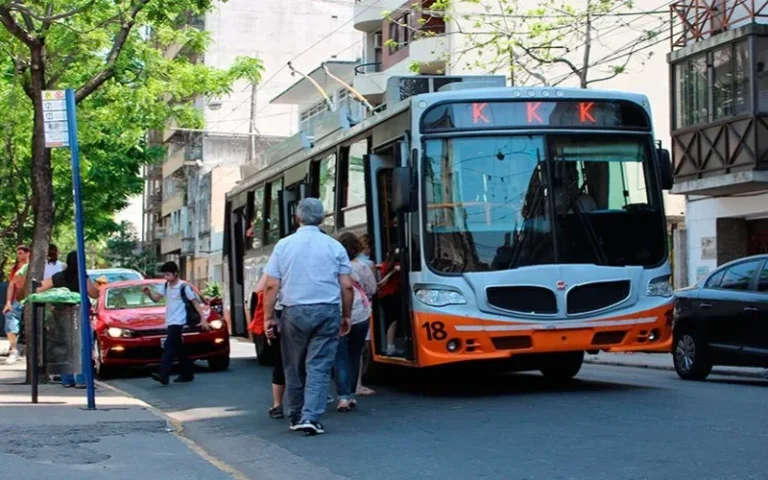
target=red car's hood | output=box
[98,306,217,330]
[100,308,166,330]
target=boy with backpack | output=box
[143,261,210,385]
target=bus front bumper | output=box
[412,302,673,367]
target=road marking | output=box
[97,380,249,480]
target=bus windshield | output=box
[423,134,666,273]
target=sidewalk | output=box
[0,361,236,479]
[585,351,767,379]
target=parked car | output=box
[91,279,230,378]
[672,254,768,380]
[88,268,144,284]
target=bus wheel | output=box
[540,351,584,381]
[254,334,276,367]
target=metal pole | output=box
[65,89,96,410]
[30,280,39,404]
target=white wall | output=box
[685,192,768,286]
[203,0,362,139]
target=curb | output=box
[97,380,249,480]
[584,358,766,380]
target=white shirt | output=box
[44,261,65,280]
[264,226,352,307]
[158,281,197,326]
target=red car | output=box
[91,279,230,378]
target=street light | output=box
[207,99,222,111]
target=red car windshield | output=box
[105,285,165,310]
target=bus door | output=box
[364,150,413,361]
[278,182,308,237]
[229,206,247,335]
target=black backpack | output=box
[166,281,202,327]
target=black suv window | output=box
[758,264,768,292]
[704,270,725,289]
[720,260,761,291]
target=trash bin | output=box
[42,304,82,375]
[24,288,84,377]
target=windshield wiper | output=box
[564,185,609,266]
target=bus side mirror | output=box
[657,148,673,190]
[392,166,417,213]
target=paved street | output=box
[106,341,768,480]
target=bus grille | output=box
[486,286,557,315]
[567,281,630,315]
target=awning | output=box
[270,61,357,106]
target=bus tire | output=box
[254,334,276,367]
[540,351,584,381]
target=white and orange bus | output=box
[223,76,675,380]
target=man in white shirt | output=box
[263,198,354,435]
[143,262,208,385]
[43,244,65,280]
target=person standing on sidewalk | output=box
[263,198,354,435]
[143,262,210,385]
[3,245,30,364]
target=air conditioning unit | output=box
[384,75,506,107]
[373,32,383,49]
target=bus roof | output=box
[227,85,651,200]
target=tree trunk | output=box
[25,44,53,384]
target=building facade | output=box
[667,0,768,286]
[143,0,361,284]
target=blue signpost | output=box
[43,88,96,409]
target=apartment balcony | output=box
[163,145,186,178]
[161,192,185,217]
[408,35,448,73]
[352,63,390,103]
[161,232,182,255]
[353,0,402,33]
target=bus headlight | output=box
[647,277,673,297]
[415,288,467,307]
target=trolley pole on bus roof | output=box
[42,88,96,410]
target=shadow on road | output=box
[367,364,657,398]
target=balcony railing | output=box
[355,62,382,75]
[670,0,768,50]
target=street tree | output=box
[386,0,667,87]
[0,1,264,284]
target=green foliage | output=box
[104,221,158,277]
[202,281,222,299]
[396,0,664,87]
[0,1,264,271]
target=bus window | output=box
[341,140,368,227]
[266,178,282,244]
[317,153,336,228]
[251,186,265,249]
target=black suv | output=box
[672,254,768,380]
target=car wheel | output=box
[254,334,276,366]
[673,331,712,381]
[93,339,113,379]
[208,356,230,371]
[540,351,584,382]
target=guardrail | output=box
[354,62,382,75]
